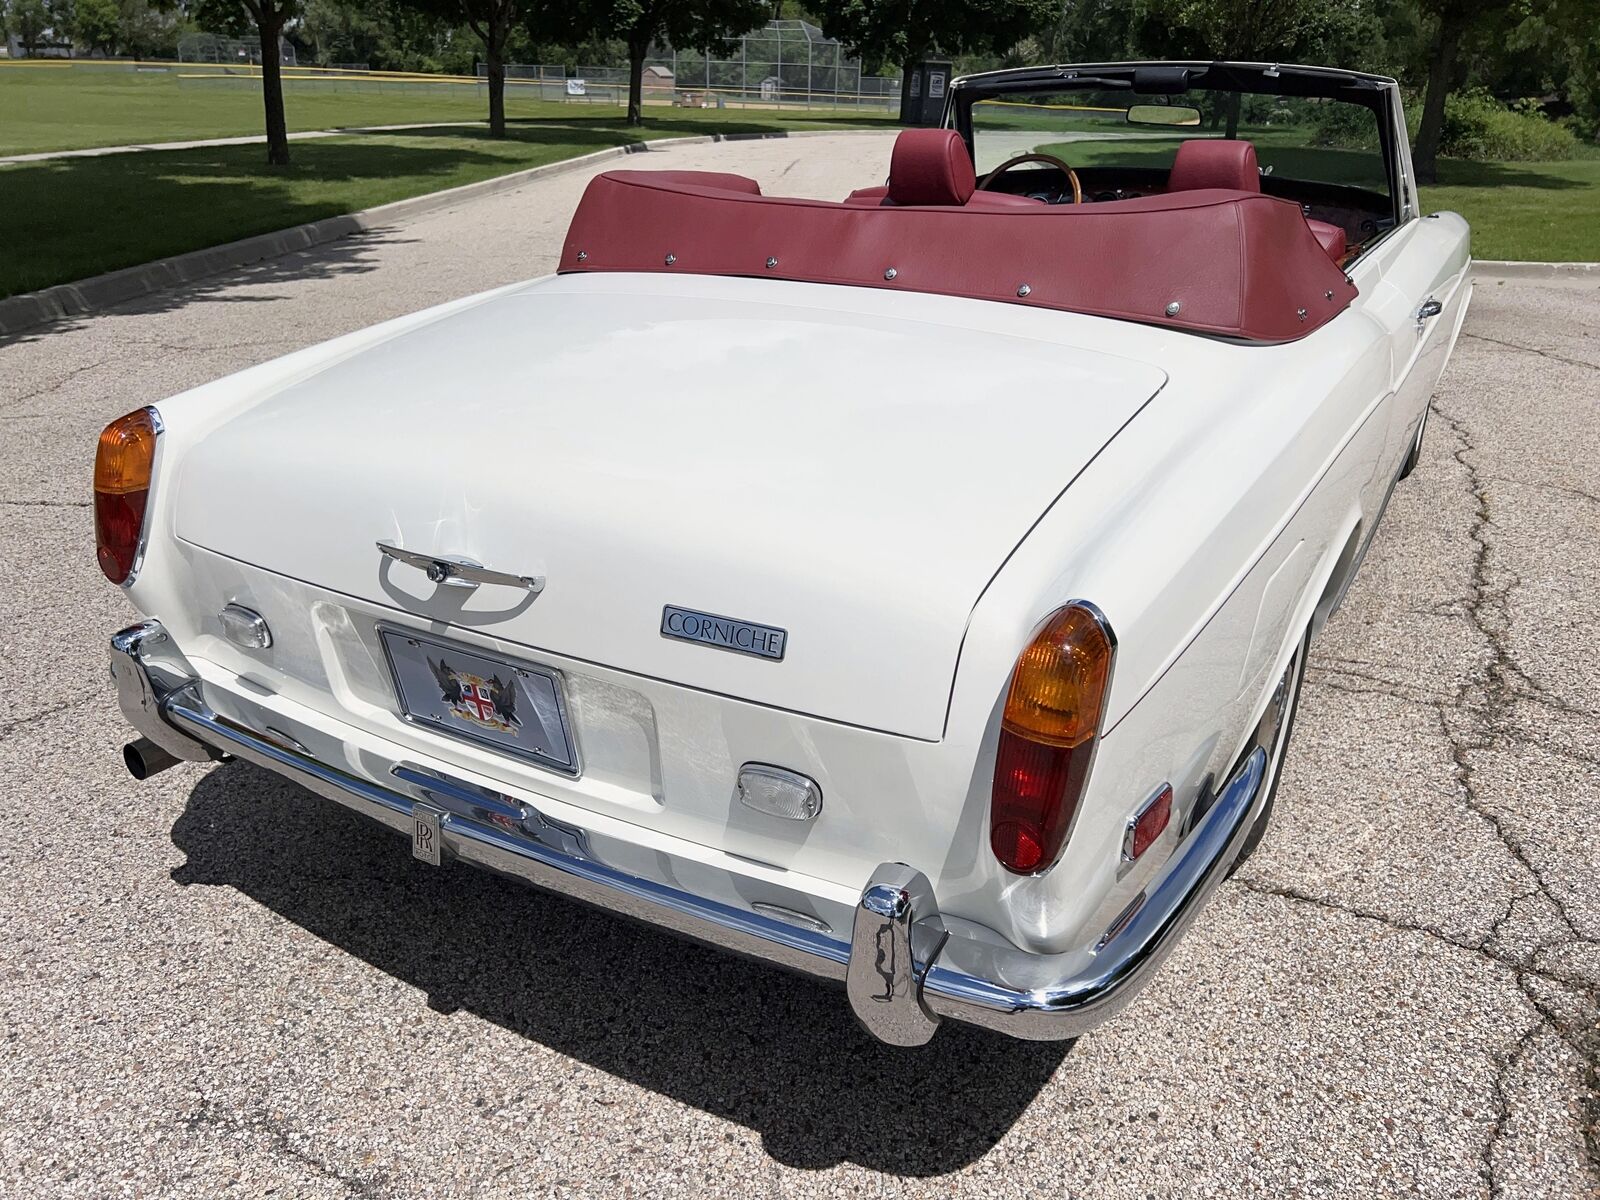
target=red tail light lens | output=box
[1126,785,1173,861]
[990,604,1115,874]
[94,407,160,584]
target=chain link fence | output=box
[178,34,297,66]
[485,21,900,113]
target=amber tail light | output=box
[990,604,1115,875]
[94,407,160,585]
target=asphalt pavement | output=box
[1,133,1595,1198]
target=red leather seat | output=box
[1167,139,1261,192]
[1306,219,1347,261]
[844,129,1043,209]
[1167,139,1345,261]
[843,184,890,205]
[888,128,977,205]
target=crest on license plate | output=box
[428,656,521,733]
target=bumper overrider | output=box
[111,620,1267,1046]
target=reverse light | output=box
[990,603,1115,875]
[736,763,823,821]
[94,407,160,585]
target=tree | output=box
[1388,0,1600,179]
[1409,0,1510,182]
[562,0,769,126]
[5,0,70,53]
[297,0,477,74]
[810,0,1051,123]
[72,0,118,52]
[386,0,587,136]
[387,0,527,135]
[194,0,301,164]
[1133,0,1381,136]
[116,0,180,57]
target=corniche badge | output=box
[661,606,786,661]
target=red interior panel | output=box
[559,170,1358,343]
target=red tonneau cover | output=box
[558,171,1358,343]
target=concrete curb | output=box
[1474,260,1600,281]
[1,128,891,338]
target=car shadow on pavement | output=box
[170,762,1072,1176]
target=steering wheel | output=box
[977,152,1083,205]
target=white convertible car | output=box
[101,62,1470,1045]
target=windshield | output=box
[969,88,1389,204]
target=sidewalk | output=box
[0,121,485,165]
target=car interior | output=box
[945,63,1402,265]
[840,129,1353,263]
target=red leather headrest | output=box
[1168,139,1260,193]
[887,129,976,206]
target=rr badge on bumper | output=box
[412,804,444,866]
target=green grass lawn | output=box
[0,61,891,155]
[1421,156,1600,261]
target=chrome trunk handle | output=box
[376,542,545,595]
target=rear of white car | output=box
[101,272,1292,1045]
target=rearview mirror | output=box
[1126,104,1202,128]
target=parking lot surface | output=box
[1,133,1595,1198]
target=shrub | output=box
[1438,89,1578,161]
[1311,99,1380,149]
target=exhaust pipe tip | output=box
[124,737,180,781]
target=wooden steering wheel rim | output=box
[977,152,1084,205]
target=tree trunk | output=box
[1413,8,1466,184]
[486,28,506,137]
[898,57,917,125]
[258,15,290,166]
[627,37,646,127]
[1224,90,1242,139]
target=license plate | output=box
[379,627,579,775]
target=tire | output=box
[1226,627,1310,876]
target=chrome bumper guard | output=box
[111,620,1267,1046]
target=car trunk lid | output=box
[173,277,1165,740]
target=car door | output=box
[1347,96,1474,482]
[1361,216,1473,476]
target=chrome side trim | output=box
[112,620,1269,1045]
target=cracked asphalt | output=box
[1,134,1596,1197]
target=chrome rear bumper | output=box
[111,619,1266,1046]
